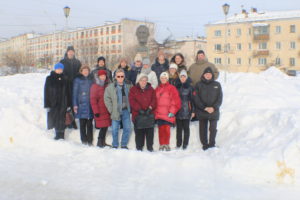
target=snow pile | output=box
[0,66,49,76]
[0,69,300,200]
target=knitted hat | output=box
[134,54,143,62]
[54,63,64,70]
[197,50,205,55]
[160,72,169,80]
[179,70,188,77]
[142,58,150,65]
[97,56,106,63]
[136,73,148,84]
[67,46,75,52]
[98,70,107,76]
[169,63,178,70]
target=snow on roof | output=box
[209,10,300,25]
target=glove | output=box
[168,113,175,118]
[95,113,100,118]
[139,110,145,115]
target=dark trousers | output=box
[199,119,218,148]
[97,127,108,147]
[54,129,65,140]
[176,119,190,148]
[134,127,154,151]
[79,119,93,145]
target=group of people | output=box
[44,46,223,151]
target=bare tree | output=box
[1,50,33,72]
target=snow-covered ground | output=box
[1,68,300,200]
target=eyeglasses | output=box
[117,76,124,78]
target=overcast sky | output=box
[0,0,299,42]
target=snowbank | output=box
[0,66,49,76]
[0,69,300,200]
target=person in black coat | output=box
[175,70,195,150]
[193,67,223,150]
[151,51,169,81]
[44,63,71,140]
[90,56,113,83]
[60,46,81,129]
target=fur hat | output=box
[169,63,178,70]
[136,73,148,84]
[160,72,169,80]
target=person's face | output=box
[169,68,177,75]
[160,76,168,84]
[197,53,205,60]
[67,50,75,59]
[180,75,187,83]
[81,69,89,77]
[120,61,127,68]
[204,73,212,80]
[175,56,182,65]
[55,69,63,74]
[98,60,105,67]
[135,61,142,67]
[99,75,106,81]
[116,72,125,84]
[158,55,165,64]
[139,77,148,88]
[143,64,149,69]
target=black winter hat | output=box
[197,50,205,55]
[67,46,75,52]
[97,56,106,63]
[203,67,213,75]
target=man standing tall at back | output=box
[188,50,219,86]
[60,46,82,129]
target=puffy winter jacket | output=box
[155,82,181,124]
[90,80,111,128]
[72,74,93,119]
[193,68,223,120]
[175,78,194,120]
[129,83,157,122]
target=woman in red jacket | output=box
[90,70,111,147]
[155,72,181,151]
[129,73,157,151]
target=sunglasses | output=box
[117,76,124,78]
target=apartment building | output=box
[206,9,300,72]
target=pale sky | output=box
[0,0,299,42]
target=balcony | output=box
[253,34,269,41]
[253,50,269,57]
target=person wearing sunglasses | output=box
[104,69,132,149]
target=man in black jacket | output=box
[60,46,81,129]
[193,67,223,150]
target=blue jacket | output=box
[72,74,94,119]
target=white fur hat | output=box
[169,63,178,70]
[160,72,169,80]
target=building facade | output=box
[206,9,300,72]
[0,19,155,69]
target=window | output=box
[106,36,109,43]
[214,58,222,64]
[275,58,281,65]
[227,29,231,36]
[118,35,122,42]
[290,41,296,49]
[106,27,109,34]
[214,30,222,37]
[259,42,267,50]
[237,29,242,36]
[254,26,269,35]
[237,58,241,65]
[248,43,252,50]
[112,36,116,43]
[290,25,296,33]
[227,58,230,65]
[248,28,252,35]
[214,44,222,51]
[275,26,281,34]
[94,29,98,36]
[111,26,116,33]
[290,58,295,66]
[248,58,251,65]
[118,25,121,32]
[225,43,230,52]
[237,43,242,50]
[258,58,267,65]
[276,42,281,50]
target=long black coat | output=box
[60,55,81,105]
[193,75,223,120]
[44,71,71,130]
[175,78,194,120]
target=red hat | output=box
[98,70,107,76]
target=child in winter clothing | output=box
[44,63,71,140]
[155,72,181,151]
[73,65,94,145]
[175,70,195,149]
[90,70,112,147]
[193,67,223,150]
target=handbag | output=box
[135,109,155,129]
[65,109,75,126]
